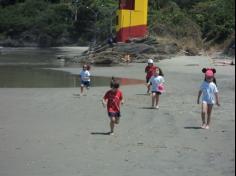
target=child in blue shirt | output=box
[197,68,220,129]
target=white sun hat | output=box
[148,59,154,64]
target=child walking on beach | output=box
[79,64,91,95]
[145,59,158,94]
[197,68,220,129]
[102,81,124,135]
[147,69,165,109]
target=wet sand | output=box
[0,56,235,176]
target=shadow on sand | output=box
[136,94,149,96]
[90,132,111,136]
[140,107,156,110]
[184,127,203,130]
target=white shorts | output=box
[202,100,214,105]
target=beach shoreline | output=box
[0,55,235,176]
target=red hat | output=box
[202,68,216,77]
[205,70,214,77]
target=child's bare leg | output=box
[80,86,84,94]
[155,94,160,107]
[206,104,213,128]
[110,117,116,133]
[152,93,156,107]
[201,103,207,128]
[147,85,151,94]
[115,117,120,125]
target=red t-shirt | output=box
[145,65,158,79]
[104,89,123,113]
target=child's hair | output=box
[158,67,164,76]
[83,64,91,71]
[87,65,91,71]
[202,68,217,85]
[110,77,120,89]
[204,77,217,86]
[113,82,120,89]
[110,77,115,88]
[111,78,120,89]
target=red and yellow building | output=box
[116,0,148,42]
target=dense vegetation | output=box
[0,0,235,49]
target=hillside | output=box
[0,0,235,55]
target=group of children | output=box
[79,59,220,135]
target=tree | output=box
[0,0,16,7]
[191,0,235,43]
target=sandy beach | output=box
[0,55,235,176]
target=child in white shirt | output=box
[147,69,165,109]
[80,65,91,95]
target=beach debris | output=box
[213,59,235,66]
[67,37,180,65]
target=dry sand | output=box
[0,55,235,176]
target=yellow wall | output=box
[135,0,148,12]
[116,0,148,31]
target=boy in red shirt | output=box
[145,59,158,94]
[102,81,124,135]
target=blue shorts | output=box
[108,112,121,118]
[81,81,90,87]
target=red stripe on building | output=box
[116,25,147,42]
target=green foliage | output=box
[191,0,235,43]
[149,1,202,48]
[0,0,234,47]
[172,0,202,8]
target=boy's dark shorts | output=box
[81,81,90,87]
[108,112,121,118]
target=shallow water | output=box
[0,47,144,88]
[0,47,59,66]
[0,66,114,88]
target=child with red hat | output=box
[197,68,220,130]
